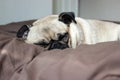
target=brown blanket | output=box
[0,20,120,80]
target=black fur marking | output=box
[48,33,69,50]
[16,25,30,38]
[59,12,77,25]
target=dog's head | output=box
[17,12,81,49]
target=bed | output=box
[0,20,120,80]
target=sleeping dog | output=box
[17,25,69,50]
[17,12,120,49]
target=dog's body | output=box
[17,12,120,49]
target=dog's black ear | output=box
[16,25,30,38]
[59,12,77,24]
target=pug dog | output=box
[17,12,120,49]
[17,25,69,50]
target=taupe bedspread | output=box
[0,20,120,80]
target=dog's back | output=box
[76,18,120,44]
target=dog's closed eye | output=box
[34,39,49,47]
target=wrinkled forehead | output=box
[33,15,68,32]
[33,15,59,26]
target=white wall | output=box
[79,0,120,21]
[0,0,52,25]
[53,0,78,16]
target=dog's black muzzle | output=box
[48,33,69,50]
